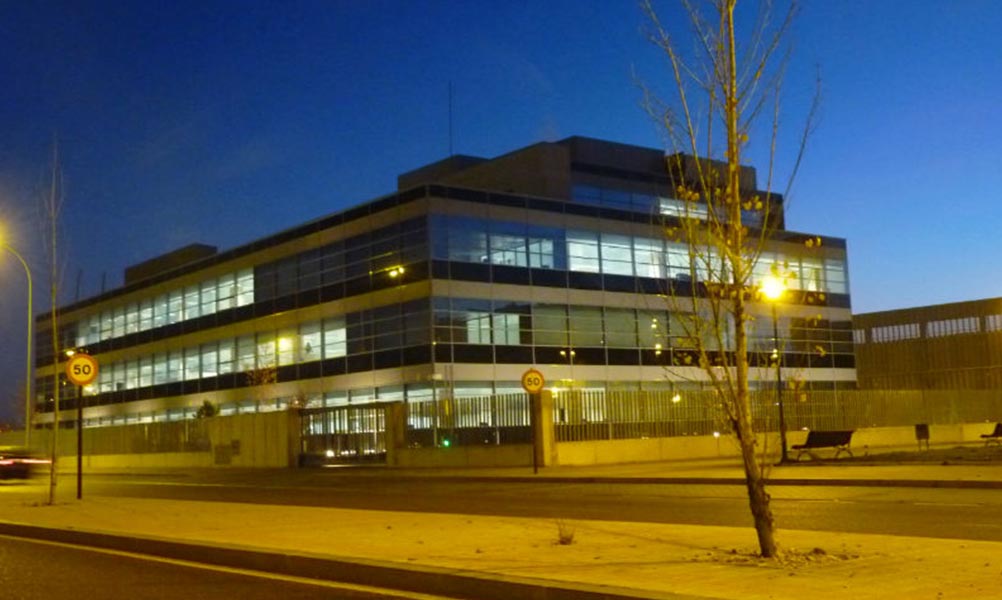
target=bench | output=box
[791,430,854,461]
[981,423,1002,446]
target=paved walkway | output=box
[2,461,1002,599]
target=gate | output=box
[300,403,387,465]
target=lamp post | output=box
[1,242,33,449]
[761,275,788,463]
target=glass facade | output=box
[38,169,853,426]
[430,214,848,294]
[75,269,255,347]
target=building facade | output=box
[854,298,1002,389]
[33,137,855,430]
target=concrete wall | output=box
[20,411,295,471]
[555,421,1002,467]
[391,444,532,469]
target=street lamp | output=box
[1,241,33,449]
[761,274,788,463]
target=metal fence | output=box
[405,393,531,447]
[390,388,1002,446]
[553,388,1002,442]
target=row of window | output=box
[71,218,429,350]
[870,323,921,343]
[860,315,1002,344]
[52,295,852,404]
[431,297,854,355]
[75,270,255,347]
[69,211,845,355]
[572,184,767,227]
[430,215,847,294]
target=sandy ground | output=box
[2,481,1001,600]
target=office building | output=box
[33,137,855,428]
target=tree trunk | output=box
[737,414,778,556]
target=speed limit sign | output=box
[521,368,545,394]
[66,353,99,386]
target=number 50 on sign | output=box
[66,353,99,386]
[521,368,545,394]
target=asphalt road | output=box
[0,533,443,600]
[73,471,1002,542]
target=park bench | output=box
[980,423,1002,446]
[791,430,854,461]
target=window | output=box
[218,339,235,374]
[166,350,182,383]
[448,217,489,263]
[633,238,664,279]
[464,312,492,344]
[567,231,600,273]
[532,305,567,346]
[216,273,236,310]
[569,306,603,347]
[489,231,527,267]
[125,359,139,390]
[665,243,690,280]
[153,353,167,385]
[183,347,200,381]
[323,318,347,358]
[200,280,217,316]
[299,322,322,362]
[139,356,153,387]
[124,303,139,335]
[236,269,254,306]
[153,294,168,328]
[139,300,153,331]
[167,290,183,324]
[604,308,638,347]
[277,328,296,366]
[492,313,522,345]
[236,335,256,371]
[600,234,633,276]
[112,307,125,337]
[528,238,554,269]
[183,285,200,320]
[257,333,276,368]
[201,343,218,378]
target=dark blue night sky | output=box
[1,0,1001,422]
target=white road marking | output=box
[0,533,448,599]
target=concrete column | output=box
[533,391,557,468]
[384,402,407,467]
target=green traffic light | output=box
[441,438,451,448]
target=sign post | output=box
[66,352,98,500]
[521,369,545,474]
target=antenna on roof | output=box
[448,81,454,157]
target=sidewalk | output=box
[2,461,1001,599]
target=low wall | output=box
[19,411,296,471]
[391,444,533,469]
[555,421,1002,467]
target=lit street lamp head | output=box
[761,275,786,301]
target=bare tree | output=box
[639,0,820,557]
[245,365,278,410]
[42,139,64,505]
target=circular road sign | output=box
[521,368,545,394]
[66,353,99,386]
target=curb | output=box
[0,520,708,600]
[343,474,1002,489]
